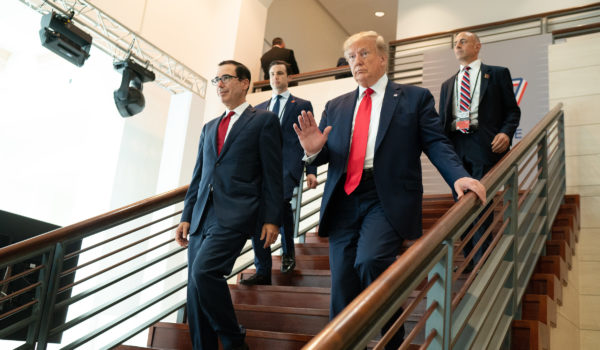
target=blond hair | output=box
[343,31,388,58]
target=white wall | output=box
[396,0,595,40]
[264,0,350,75]
[548,32,600,349]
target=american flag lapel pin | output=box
[484,73,490,79]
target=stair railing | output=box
[304,103,565,350]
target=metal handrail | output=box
[303,103,565,349]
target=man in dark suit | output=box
[175,60,283,350]
[439,31,521,268]
[240,60,318,286]
[294,31,486,349]
[260,37,300,80]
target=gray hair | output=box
[343,31,388,58]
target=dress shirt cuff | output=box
[303,150,321,164]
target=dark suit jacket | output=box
[439,63,521,165]
[256,95,317,199]
[313,80,469,239]
[261,47,300,80]
[181,107,283,236]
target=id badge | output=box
[456,111,470,130]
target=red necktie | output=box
[217,111,235,155]
[344,88,374,195]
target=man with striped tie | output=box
[439,31,521,270]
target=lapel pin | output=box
[291,99,296,103]
[393,93,398,97]
[484,73,490,79]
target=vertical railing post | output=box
[24,248,55,348]
[37,243,65,350]
[557,112,566,196]
[426,242,452,350]
[538,131,550,240]
[293,170,306,243]
[504,166,520,323]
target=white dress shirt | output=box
[223,101,249,142]
[268,90,290,120]
[305,73,388,170]
[452,59,481,128]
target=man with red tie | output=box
[294,31,486,349]
[175,60,283,350]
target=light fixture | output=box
[375,11,385,17]
[113,59,155,117]
[39,11,92,67]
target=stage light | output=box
[113,59,155,117]
[39,11,92,67]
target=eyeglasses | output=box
[211,74,239,85]
[345,49,371,63]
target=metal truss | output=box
[17,0,207,97]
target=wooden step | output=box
[558,203,580,231]
[545,240,572,270]
[303,232,329,243]
[272,255,330,270]
[229,284,330,309]
[238,269,331,288]
[563,194,580,208]
[294,243,329,256]
[534,256,568,286]
[245,329,313,349]
[148,322,191,350]
[525,274,563,306]
[552,215,578,242]
[113,346,154,350]
[551,226,575,255]
[511,320,549,350]
[521,294,557,328]
[234,304,329,334]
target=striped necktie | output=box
[459,66,471,112]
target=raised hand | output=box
[293,110,332,156]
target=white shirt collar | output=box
[226,101,250,117]
[358,73,388,97]
[271,90,290,100]
[460,59,481,72]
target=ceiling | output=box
[317,0,398,44]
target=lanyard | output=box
[454,68,481,113]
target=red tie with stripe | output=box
[344,88,374,195]
[217,111,235,155]
[458,66,471,133]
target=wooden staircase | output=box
[511,194,580,350]
[114,194,580,349]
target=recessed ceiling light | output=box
[375,11,385,17]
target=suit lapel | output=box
[218,107,254,159]
[446,73,458,115]
[280,95,295,126]
[479,64,490,102]
[212,111,225,156]
[338,89,359,158]
[375,82,401,152]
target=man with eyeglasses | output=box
[175,60,283,350]
[240,60,317,286]
[294,31,486,349]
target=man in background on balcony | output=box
[175,60,283,350]
[261,37,300,81]
[439,32,521,271]
[294,31,486,349]
[240,60,318,285]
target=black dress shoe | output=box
[231,342,250,350]
[281,254,296,273]
[240,273,271,285]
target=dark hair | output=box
[268,60,292,75]
[218,60,251,91]
[272,37,283,46]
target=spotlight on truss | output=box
[113,59,156,117]
[39,11,92,67]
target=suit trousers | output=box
[251,198,295,276]
[327,173,405,349]
[187,204,247,350]
[451,132,495,264]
